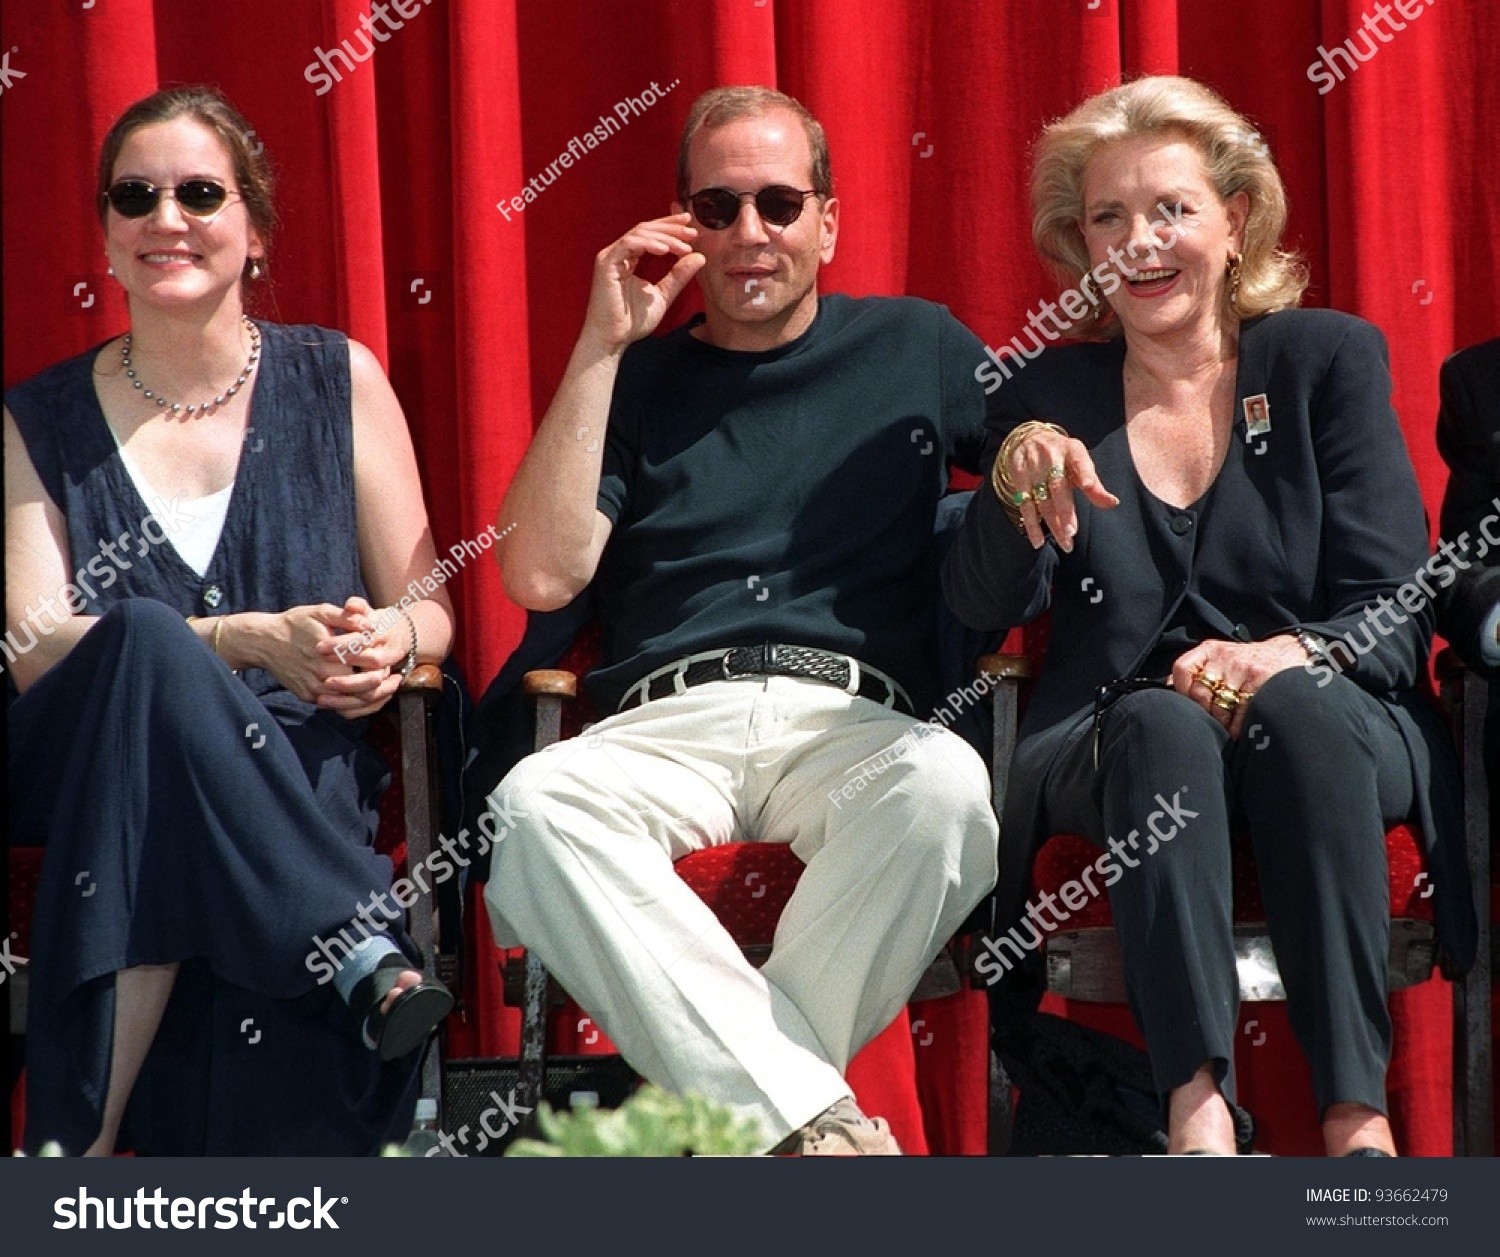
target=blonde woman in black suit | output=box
[946,76,1474,1157]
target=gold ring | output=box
[1216,686,1245,705]
[1212,692,1241,711]
[1046,465,1067,482]
[1011,489,1033,507]
[1195,670,1223,692]
[1032,482,1051,503]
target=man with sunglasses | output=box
[484,86,998,1156]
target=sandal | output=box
[350,954,454,1061]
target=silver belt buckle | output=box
[722,644,763,680]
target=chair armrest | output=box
[524,670,579,750]
[398,662,444,704]
[522,669,579,698]
[977,653,1033,681]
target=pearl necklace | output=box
[121,316,261,417]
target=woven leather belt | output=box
[619,644,914,715]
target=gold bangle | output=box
[212,615,227,659]
[990,458,1029,534]
[992,421,1070,534]
[996,421,1070,495]
[997,420,1069,474]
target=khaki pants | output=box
[483,676,998,1148]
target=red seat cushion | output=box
[674,844,804,948]
[553,638,805,947]
[1032,823,1433,925]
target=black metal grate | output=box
[440,1056,640,1156]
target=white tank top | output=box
[110,436,234,578]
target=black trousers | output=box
[1041,666,1413,1116]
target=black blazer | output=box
[1434,337,1500,679]
[944,308,1475,970]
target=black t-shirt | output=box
[589,292,987,712]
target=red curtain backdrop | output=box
[5,0,1497,1147]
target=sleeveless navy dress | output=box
[7,322,421,1155]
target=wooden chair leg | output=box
[987,1047,1013,1156]
[509,680,575,1131]
[515,951,550,1134]
[397,665,446,1117]
[978,655,1030,1156]
[1455,672,1493,1155]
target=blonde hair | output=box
[1031,75,1307,338]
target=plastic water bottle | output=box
[401,1098,448,1157]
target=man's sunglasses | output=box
[104,179,240,219]
[687,185,819,230]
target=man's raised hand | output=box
[586,213,707,350]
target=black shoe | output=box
[349,954,454,1060]
[1343,1147,1393,1157]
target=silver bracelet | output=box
[1293,627,1331,667]
[398,608,418,678]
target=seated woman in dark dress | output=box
[4,86,455,1155]
[944,76,1473,1156]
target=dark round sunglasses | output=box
[688,185,819,231]
[104,179,240,219]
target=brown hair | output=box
[97,85,276,283]
[1031,75,1307,338]
[676,86,832,203]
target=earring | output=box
[248,258,263,280]
[1079,273,1101,315]
[1226,252,1243,306]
